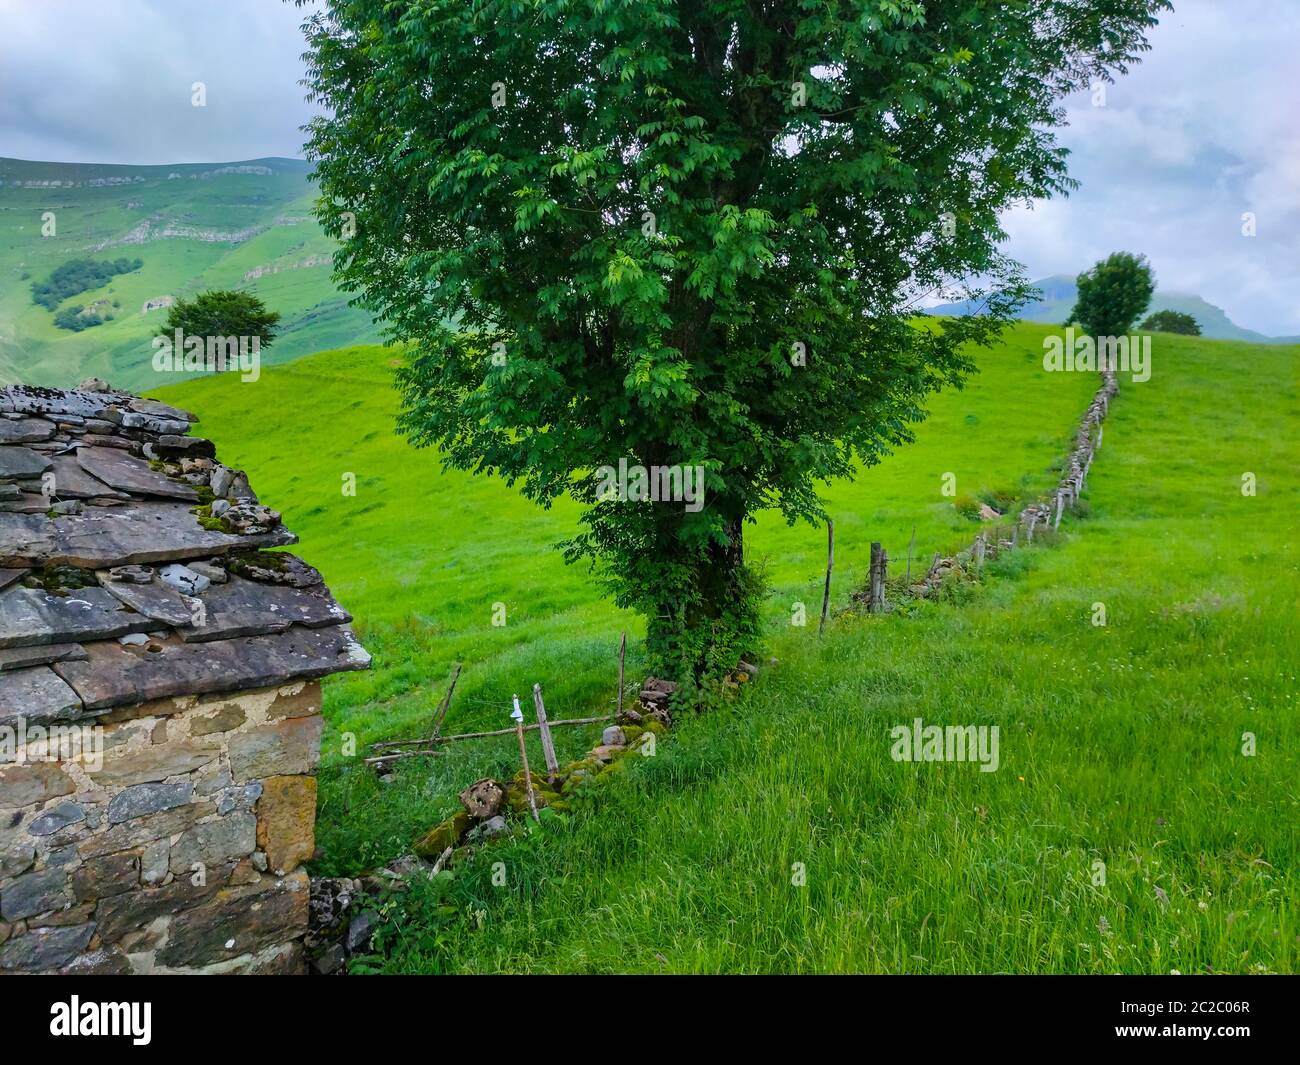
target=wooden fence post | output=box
[905,525,916,585]
[532,683,559,784]
[1054,490,1064,531]
[511,696,540,822]
[616,632,626,718]
[974,533,986,571]
[819,520,834,635]
[868,542,886,614]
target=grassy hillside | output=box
[0,157,382,390]
[153,324,1298,973]
[152,322,1095,857]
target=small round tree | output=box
[301,0,1169,693]
[1067,252,1156,337]
[163,290,280,350]
[1140,309,1200,335]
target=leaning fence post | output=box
[819,520,834,635]
[511,696,540,822]
[532,683,559,784]
[429,662,461,740]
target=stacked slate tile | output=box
[0,380,369,725]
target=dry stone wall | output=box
[904,371,1119,599]
[0,679,324,974]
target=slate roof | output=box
[0,382,370,725]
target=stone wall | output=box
[0,679,324,974]
[891,370,1119,602]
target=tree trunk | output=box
[647,513,761,696]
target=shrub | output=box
[53,305,107,332]
[1140,309,1200,335]
[976,486,1018,513]
[31,257,142,310]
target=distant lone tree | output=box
[1068,252,1156,337]
[164,290,280,348]
[302,0,1169,693]
[1140,309,1200,335]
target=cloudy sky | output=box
[1,0,1296,334]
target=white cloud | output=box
[1005,0,1300,335]
[0,0,315,165]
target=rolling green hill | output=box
[152,322,1299,973]
[932,274,1300,344]
[0,157,383,390]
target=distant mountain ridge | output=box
[930,274,1299,345]
[0,156,383,391]
[0,158,305,189]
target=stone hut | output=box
[0,382,369,974]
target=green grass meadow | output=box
[154,323,1299,974]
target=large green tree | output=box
[164,290,281,351]
[301,0,1168,693]
[1067,251,1156,337]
